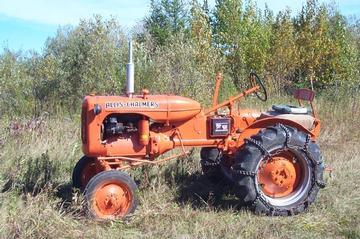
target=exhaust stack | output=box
[126,40,134,97]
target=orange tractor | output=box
[73,41,325,219]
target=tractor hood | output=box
[83,94,202,123]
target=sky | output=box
[0,0,359,53]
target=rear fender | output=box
[236,117,316,148]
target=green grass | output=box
[0,95,359,239]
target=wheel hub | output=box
[258,152,301,198]
[94,183,131,217]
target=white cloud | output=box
[0,0,150,26]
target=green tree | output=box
[213,0,271,89]
[241,1,272,76]
[0,49,35,116]
[326,11,359,87]
[267,8,299,93]
[40,16,127,110]
[295,0,330,89]
[190,0,220,70]
[142,33,215,105]
[294,0,358,89]
[145,0,188,46]
[213,0,244,87]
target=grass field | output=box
[0,95,359,239]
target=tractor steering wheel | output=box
[249,72,267,101]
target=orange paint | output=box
[138,118,150,146]
[258,151,301,197]
[212,72,222,108]
[92,180,132,218]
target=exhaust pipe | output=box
[126,40,134,97]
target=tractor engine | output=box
[102,113,150,148]
[103,115,138,138]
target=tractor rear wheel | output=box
[72,156,97,190]
[200,148,224,183]
[84,170,138,219]
[233,124,325,216]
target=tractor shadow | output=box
[55,182,74,203]
[54,182,85,216]
[171,172,245,212]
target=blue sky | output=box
[0,0,359,53]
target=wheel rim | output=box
[256,149,311,207]
[93,180,132,218]
[81,161,96,188]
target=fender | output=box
[236,117,320,148]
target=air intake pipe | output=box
[126,40,134,97]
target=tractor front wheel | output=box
[84,170,138,219]
[233,124,325,216]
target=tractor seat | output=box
[259,105,315,130]
[271,104,310,114]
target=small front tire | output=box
[84,170,138,219]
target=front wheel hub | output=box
[94,183,131,217]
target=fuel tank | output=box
[84,94,202,123]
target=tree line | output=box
[0,0,359,116]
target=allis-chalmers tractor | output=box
[73,41,325,219]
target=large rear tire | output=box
[84,170,138,219]
[233,124,325,216]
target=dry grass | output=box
[0,95,359,239]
